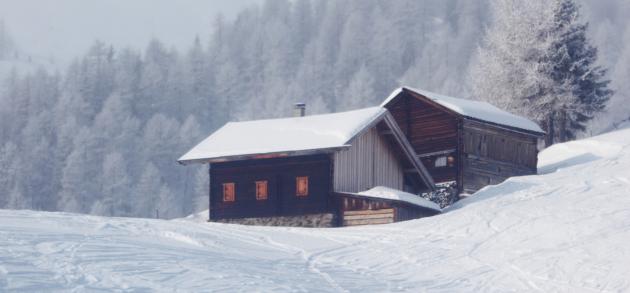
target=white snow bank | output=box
[179,107,386,163]
[383,87,544,133]
[352,186,441,211]
[183,209,209,223]
[3,128,630,291]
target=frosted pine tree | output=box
[340,65,377,110]
[58,128,100,213]
[0,142,20,208]
[92,152,130,216]
[156,184,177,219]
[469,0,555,121]
[544,0,612,143]
[134,163,162,218]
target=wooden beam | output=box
[383,113,436,190]
[417,149,456,158]
[379,130,394,135]
[344,213,394,220]
[343,208,394,216]
[343,218,394,226]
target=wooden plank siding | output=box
[336,193,441,225]
[387,94,459,183]
[460,119,539,194]
[333,126,404,193]
[462,120,539,168]
[209,155,332,220]
[342,209,395,226]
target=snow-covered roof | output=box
[382,87,544,134]
[350,186,441,212]
[179,107,387,163]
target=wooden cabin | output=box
[381,87,545,196]
[178,107,438,227]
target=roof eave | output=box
[462,116,546,136]
[177,146,350,165]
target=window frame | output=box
[434,156,448,168]
[296,176,309,197]
[222,182,235,202]
[255,180,268,200]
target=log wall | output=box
[386,94,458,183]
[461,119,539,194]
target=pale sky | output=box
[0,0,261,66]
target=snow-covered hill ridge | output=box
[2,128,630,292]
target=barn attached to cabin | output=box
[382,87,545,196]
[178,107,438,227]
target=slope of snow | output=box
[3,128,630,291]
[178,107,386,163]
[383,87,545,133]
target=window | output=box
[447,156,455,167]
[223,183,235,202]
[296,176,309,197]
[255,180,268,200]
[435,156,447,167]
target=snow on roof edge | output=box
[344,186,442,212]
[178,106,388,164]
[380,87,404,107]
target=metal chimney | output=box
[294,103,306,117]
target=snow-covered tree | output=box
[469,0,555,121]
[93,152,130,216]
[544,0,612,143]
[192,166,209,213]
[58,128,100,213]
[340,65,377,110]
[0,142,20,208]
[0,20,15,59]
[134,163,162,218]
[156,184,177,219]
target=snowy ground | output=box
[2,128,630,292]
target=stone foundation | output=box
[214,213,336,228]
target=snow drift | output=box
[2,128,630,291]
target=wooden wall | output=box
[386,94,459,183]
[461,120,539,194]
[333,126,404,193]
[335,193,440,226]
[209,155,332,220]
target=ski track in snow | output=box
[2,128,630,292]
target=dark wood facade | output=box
[461,120,539,193]
[383,88,544,195]
[209,155,333,220]
[387,92,459,183]
[208,150,440,224]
